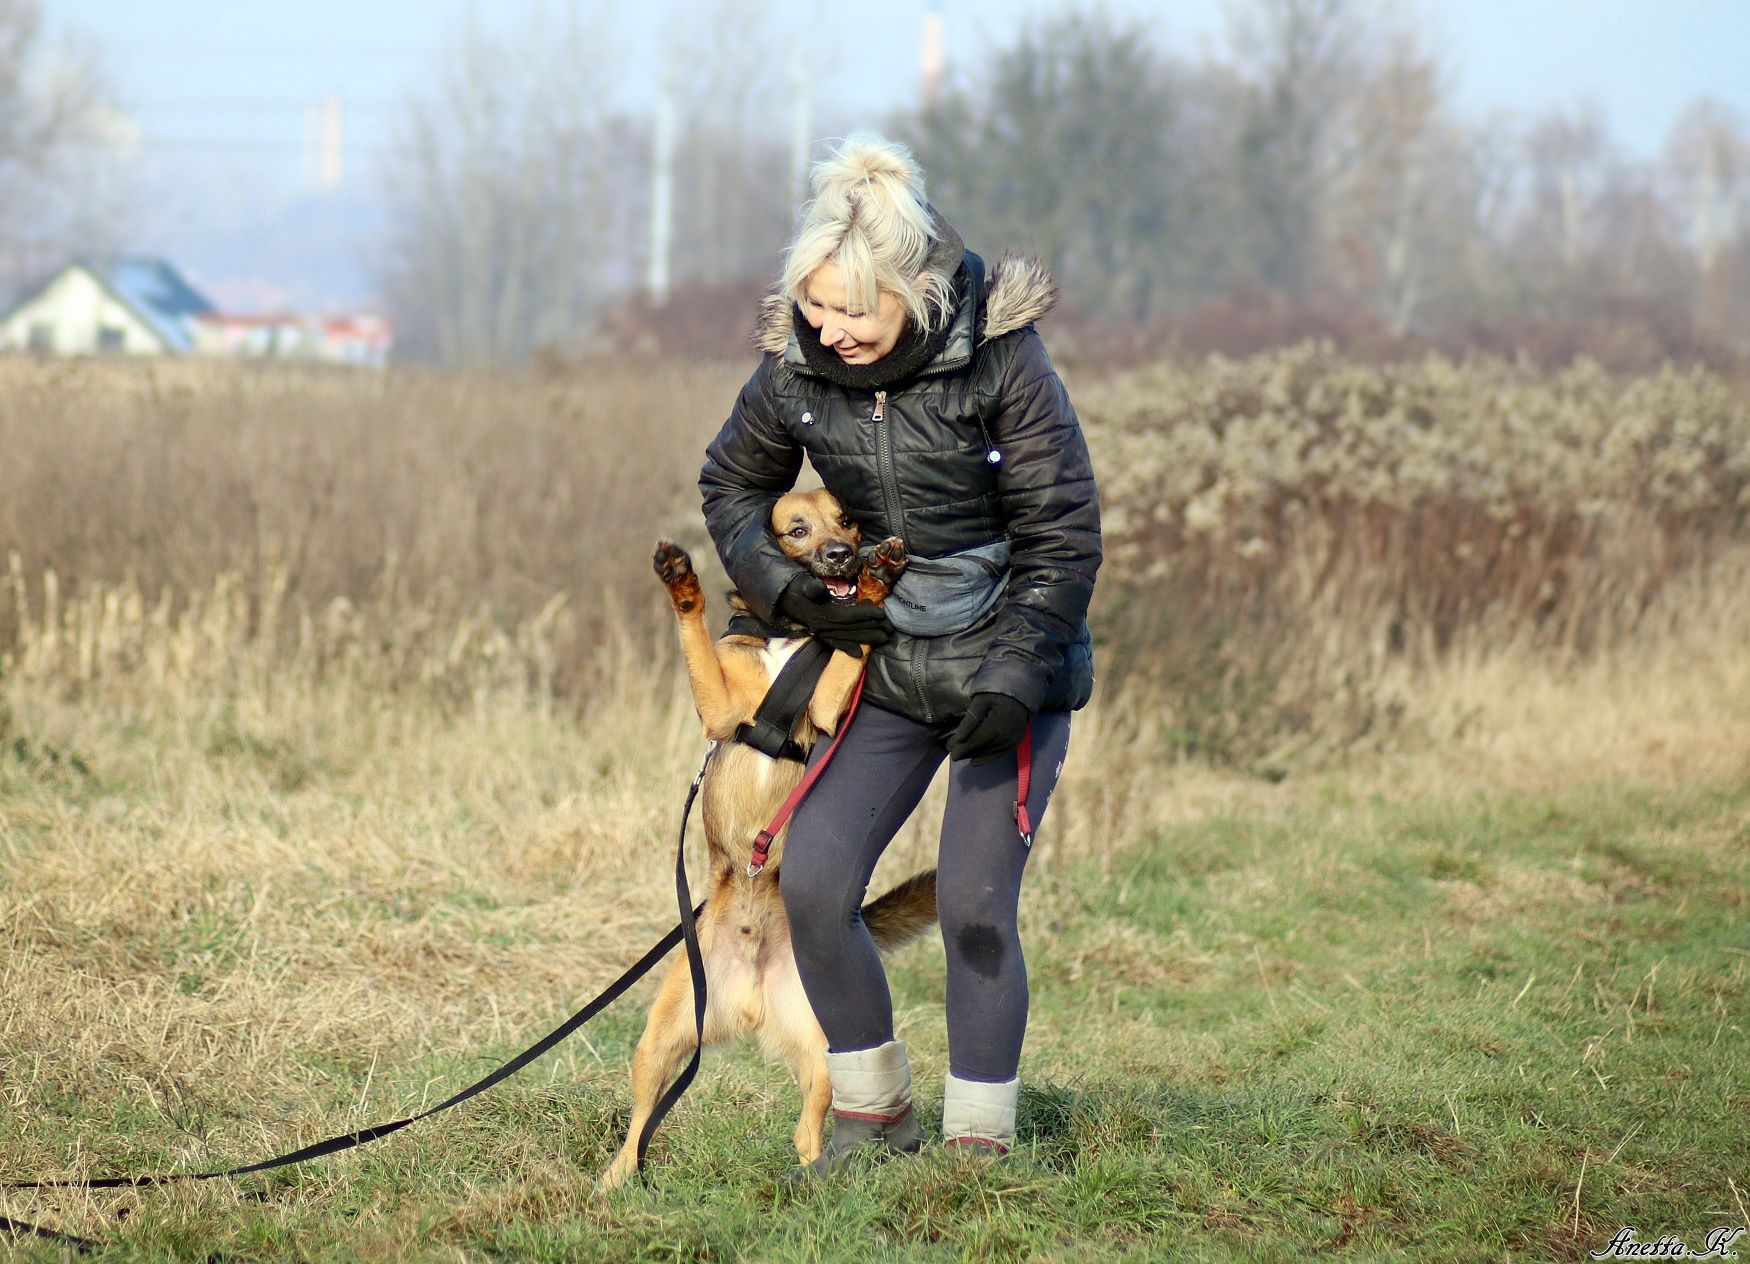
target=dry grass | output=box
[1,353,1747,1257]
[5,348,1748,765]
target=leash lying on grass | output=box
[1,747,716,1246]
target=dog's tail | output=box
[862,869,938,952]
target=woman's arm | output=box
[967,329,1102,711]
[699,358,805,624]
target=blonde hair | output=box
[780,133,958,335]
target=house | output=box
[191,312,393,369]
[0,256,215,357]
[0,256,394,367]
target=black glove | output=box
[776,573,893,655]
[947,692,1033,765]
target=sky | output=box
[44,0,1750,313]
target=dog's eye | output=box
[839,517,852,528]
[787,527,808,539]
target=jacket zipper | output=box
[870,390,907,543]
[870,388,930,720]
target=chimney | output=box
[921,1,945,108]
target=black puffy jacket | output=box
[699,243,1101,726]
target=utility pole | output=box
[789,41,811,207]
[921,0,945,109]
[648,85,675,303]
[305,95,344,191]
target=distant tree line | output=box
[903,1,1750,367]
[374,0,1750,369]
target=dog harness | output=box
[723,611,833,764]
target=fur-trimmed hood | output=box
[752,250,1059,358]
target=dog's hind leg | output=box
[759,928,832,1166]
[599,951,704,1192]
[599,905,763,1192]
[793,1046,832,1165]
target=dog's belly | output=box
[702,888,783,1038]
[703,936,764,1038]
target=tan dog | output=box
[598,489,937,1190]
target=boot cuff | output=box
[943,1072,1018,1147]
[825,1039,913,1117]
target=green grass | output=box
[4,770,1747,1261]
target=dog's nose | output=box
[822,541,853,567]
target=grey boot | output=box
[789,1040,923,1181]
[942,1072,1018,1155]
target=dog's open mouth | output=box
[822,576,857,602]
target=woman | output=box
[699,133,1100,1174]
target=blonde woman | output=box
[700,133,1101,1175]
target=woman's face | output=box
[801,262,911,365]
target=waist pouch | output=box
[882,540,1011,638]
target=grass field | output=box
[2,355,1747,1260]
[2,646,1746,1261]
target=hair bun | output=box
[812,133,927,206]
[780,131,955,340]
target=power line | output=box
[107,41,428,60]
[54,135,413,159]
[128,99,402,116]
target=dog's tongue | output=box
[824,577,855,600]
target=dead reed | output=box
[2,347,1747,763]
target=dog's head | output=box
[770,489,862,602]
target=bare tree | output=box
[1663,98,1750,349]
[0,0,125,290]
[1664,99,1747,271]
[660,0,793,287]
[1221,0,1370,301]
[378,5,629,368]
[903,9,1187,322]
[1518,106,1623,273]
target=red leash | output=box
[1014,725,1034,846]
[746,669,1038,876]
[747,668,869,876]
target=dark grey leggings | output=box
[780,701,1071,1083]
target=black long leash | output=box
[633,744,711,1169]
[2,746,716,1241]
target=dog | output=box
[597,489,938,1190]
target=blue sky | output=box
[48,0,1750,311]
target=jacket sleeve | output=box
[968,329,1102,711]
[699,357,805,623]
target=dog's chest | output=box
[757,636,809,682]
[740,637,809,795]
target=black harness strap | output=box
[733,637,833,764]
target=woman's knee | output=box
[937,880,1021,962]
[779,842,865,942]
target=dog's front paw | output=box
[653,539,694,584]
[859,536,909,602]
[653,540,703,613]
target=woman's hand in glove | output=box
[947,692,1034,764]
[777,573,893,655]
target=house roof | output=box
[82,257,216,352]
[2,256,216,352]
